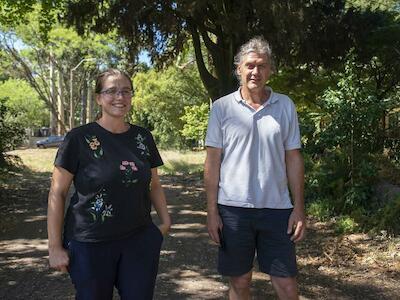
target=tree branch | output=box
[187,18,219,100]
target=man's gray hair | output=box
[234,36,274,69]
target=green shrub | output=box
[0,98,25,167]
[306,200,332,221]
[334,215,358,234]
[180,103,209,148]
[375,196,400,235]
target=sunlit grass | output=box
[159,150,205,175]
[7,148,205,175]
[7,148,57,173]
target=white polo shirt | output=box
[205,87,301,209]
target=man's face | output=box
[237,52,271,93]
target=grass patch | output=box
[159,150,205,175]
[8,148,57,172]
[7,148,206,176]
[334,215,359,234]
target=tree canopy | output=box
[59,0,400,100]
[0,78,47,129]
[1,1,399,100]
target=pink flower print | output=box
[129,161,138,171]
[120,160,139,186]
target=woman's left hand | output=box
[158,223,171,236]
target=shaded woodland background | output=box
[0,149,399,299]
[1,0,399,235]
[0,2,399,298]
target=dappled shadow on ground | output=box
[155,173,400,300]
[154,174,227,299]
[0,167,75,299]
[0,169,399,299]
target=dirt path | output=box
[0,157,399,299]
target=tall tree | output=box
[2,0,399,101]
[0,3,124,132]
[60,0,400,100]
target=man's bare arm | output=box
[285,149,306,243]
[204,146,223,244]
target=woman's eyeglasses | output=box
[99,89,133,97]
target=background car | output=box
[36,135,65,149]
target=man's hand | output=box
[287,208,306,243]
[207,210,223,245]
[49,246,69,273]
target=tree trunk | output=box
[87,80,94,123]
[80,79,87,125]
[57,69,65,134]
[69,70,74,130]
[49,53,57,135]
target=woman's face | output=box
[96,75,132,119]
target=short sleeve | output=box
[146,130,163,168]
[205,102,223,148]
[284,99,301,150]
[54,132,79,174]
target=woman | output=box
[47,69,171,300]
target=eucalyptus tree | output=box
[0,4,124,134]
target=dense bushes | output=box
[131,67,209,149]
[0,98,25,167]
[303,56,400,235]
[180,103,209,148]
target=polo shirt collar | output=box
[233,86,279,105]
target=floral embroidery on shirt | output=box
[120,160,139,186]
[89,189,113,222]
[84,135,103,158]
[135,134,150,156]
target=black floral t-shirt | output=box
[55,122,163,242]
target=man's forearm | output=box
[204,164,220,212]
[204,147,222,213]
[286,149,305,211]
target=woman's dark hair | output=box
[94,68,133,94]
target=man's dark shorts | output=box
[218,204,297,278]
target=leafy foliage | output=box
[0,97,25,166]
[0,4,127,133]
[0,79,48,128]
[180,103,209,147]
[374,195,400,235]
[0,0,399,236]
[304,52,400,234]
[131,64,208,148]
[334,215,359,234]
[57,0,400,100]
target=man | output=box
[204,37,306,300]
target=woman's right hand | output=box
[49,246,69,273]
